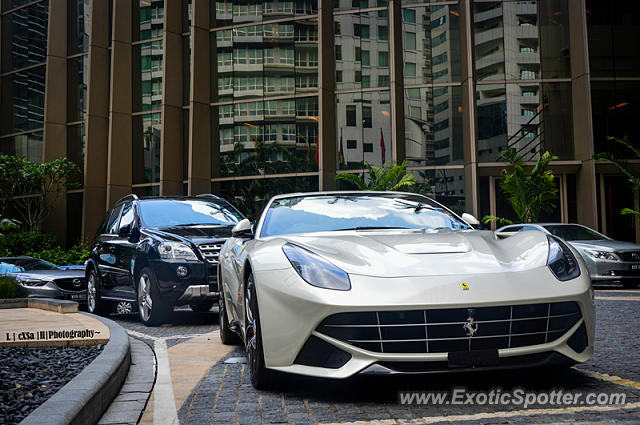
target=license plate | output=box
[631,264,640,270]
[70,293,87,300]
[448,350,499,368]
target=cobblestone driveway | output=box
[112,289,640,424]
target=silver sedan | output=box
[497,223,640,288]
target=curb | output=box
[0,298,78,313]
[20,313,131,425]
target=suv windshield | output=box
[0,258,58,272]
[139,199,243,228]
[260,194,470,237]
[543,225,607,241]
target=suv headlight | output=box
[547,236,581,281]
[584,249,619,261]
[282,243,351,291]
[158,242,199,261]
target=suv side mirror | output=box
[118,224,131,238]
[461,213,480,227]
[232,219,254,238]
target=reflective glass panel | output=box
[133,113,162,184]
[0,66,46,135]
[0,1,48,72]
[0,131,43,163]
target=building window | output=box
[522,89,537,96]
[363,107,372,128]
[521,108,535,116]
[520,69,536,79]
[346,105,357,126]
[378,25,388,40]
[378,51,389,67]
[347,140,357,149]
[405,62,416,77]
[354,24,369,38]
[336,71,343,82]
[355,47,361,62]
[409,106,421,119]
[518,16,536,27]
[433,52,448,66]
[432,32,447,47]
[520,45,535,53]
[378,75,390,86]
[336,45,342,60]
[361,50,370,66]
[362,75,370,88]
[404,32,416,51]
[403,9,416,23]
[364,143,373,152]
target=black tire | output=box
[622,281,639,289]
[244,273,274,389]
[219,292,241,345]
[190,300,216,312]
[137,267,172,326]
[87,269,111,316]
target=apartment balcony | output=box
[474,5,503,23]
[474,27,503,46]
[475,50,504,71]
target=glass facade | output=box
[1,0,640,244]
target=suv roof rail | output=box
[195,194,220,199]
[115,194,139,204]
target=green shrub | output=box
[27,243,90,266]
[0,232,57,256]
[0,276,18,299]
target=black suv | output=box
[86,194,245,325]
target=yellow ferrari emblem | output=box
[460,282,470,291]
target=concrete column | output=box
[569,0,597,230]
[459,0,479,217]
[107,0,133,206]
[42,0,68,243]
[318,0,336,190]
[188,0,212,195]
[389,0,405,164]
[160,0,184,195]
[82,0,112,242]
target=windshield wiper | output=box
[334,226,411,231]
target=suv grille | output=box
[617,251,640,262]
[199,243,224,263]
[316,302,581,354]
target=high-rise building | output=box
[0,0,639,245]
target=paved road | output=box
[110,288,640,424]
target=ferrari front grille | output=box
[316,302,582,354]
[199,243,224,263]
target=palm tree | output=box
[594,136,640,217]
[483,147,558,225]
[335,160,416,191]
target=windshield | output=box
[260,194,470,237]
[0,258,58,273]
[139,200,243,228]
[543,225,607,241]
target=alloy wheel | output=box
[87,274,96,312]
[116,301,133,315]
[245,278,258,376]
[138,274,153,322]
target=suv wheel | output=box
[190,300,215,312]
[137,267,171,326]
[87,270,111,316]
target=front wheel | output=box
[244,273,274,389]
[137,267,171,326]
[87,270,111,316]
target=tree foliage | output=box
[483,147,558,225]
[594,136,640,216]
[0,153,80,232]
[335,160,417,191]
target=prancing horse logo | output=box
[463,308,478,337]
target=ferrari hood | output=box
[276,229,550,277]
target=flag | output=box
[380,128,386,164]
[339,128,345,169]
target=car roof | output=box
[268,190,434,201]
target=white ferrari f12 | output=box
[217,192,594,388]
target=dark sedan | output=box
[0,257,87,302]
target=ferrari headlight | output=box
[158,242,198,261]
[282,243,351,291]
[584,249,619,261]
[547,236,581,281]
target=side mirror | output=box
[232,219,254,238]
[461,213,480,227]
[118,224,131,238]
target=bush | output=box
[0,232,57,256]
[0,276,18,299]
[27,243,90,266]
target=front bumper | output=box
[253,266,595,379]
[582,256,640,282]
[17,283,87,303]
[150,259,219,304]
